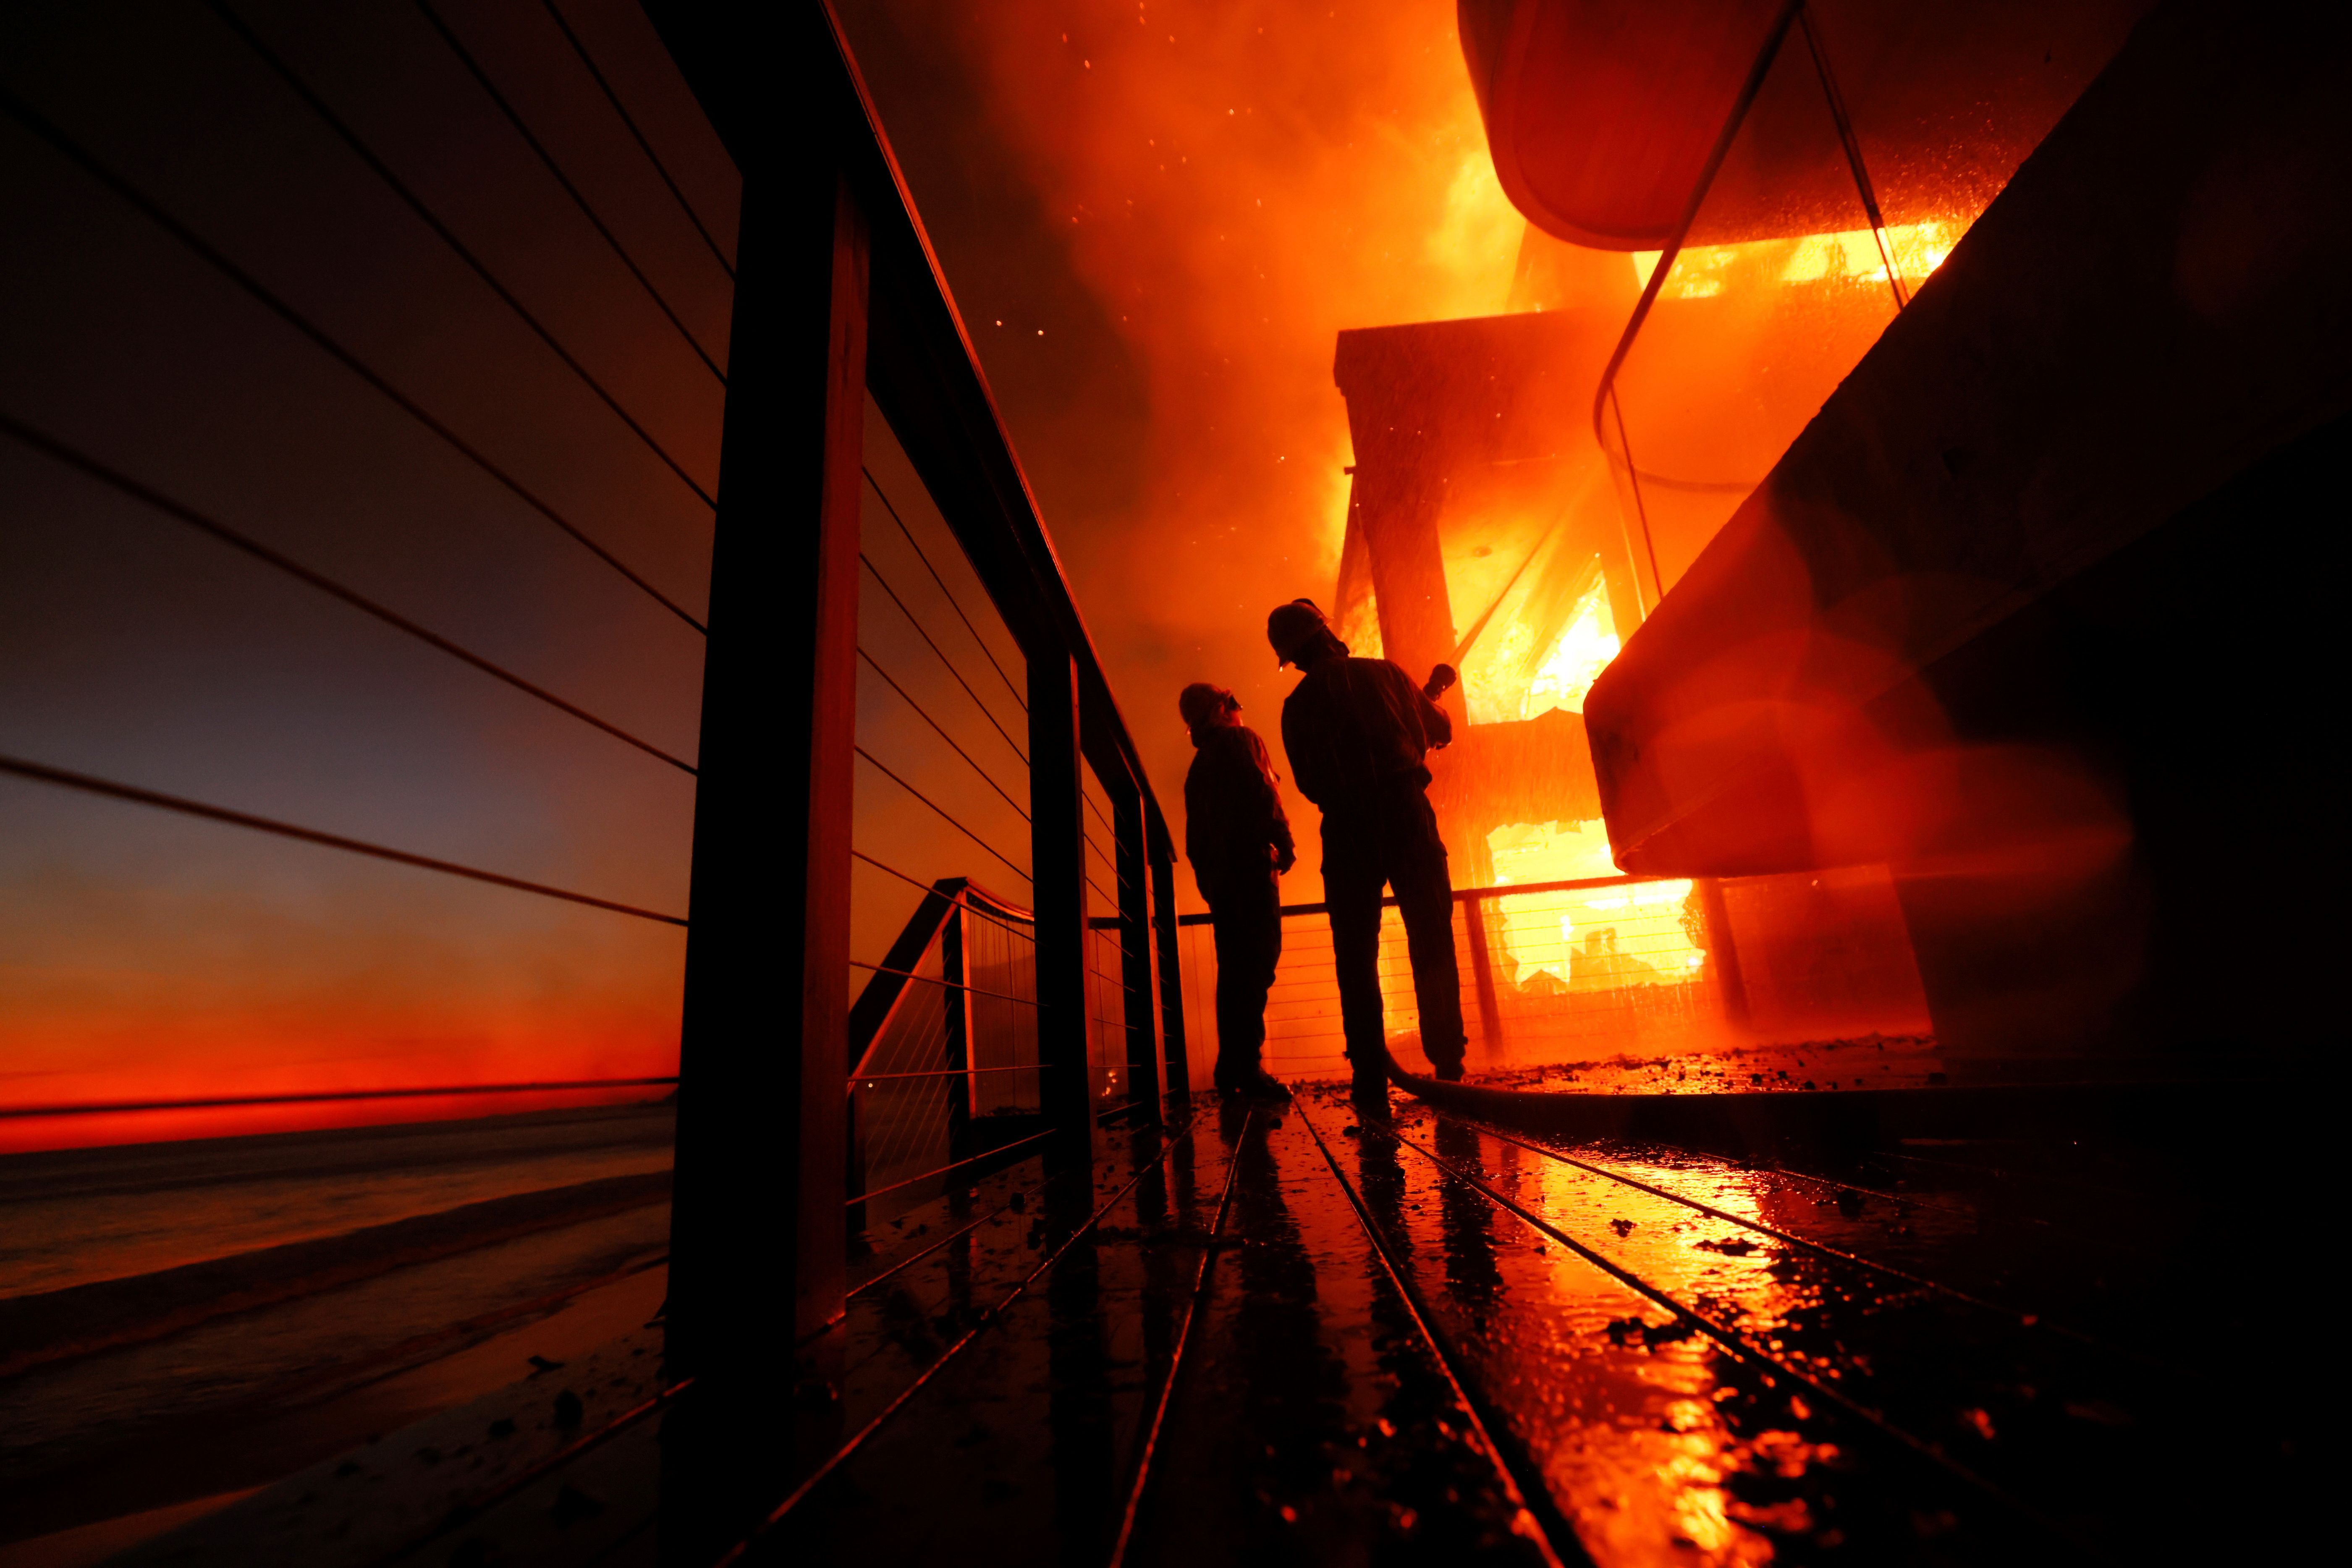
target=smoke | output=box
[841,1,1535,902]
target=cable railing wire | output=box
[0,754,687,924]
[849,958,1041,1010]
[856,647,1029,821]
[0,411,697,774]
[0,88,707,636]
[851,1064,1045,1082]
[846,851,1038,942]
[538,0,736,281]
[409,0,728,381]
[856,1075,952,1196]
[1082,831,1142,898]
[859,552,1029,764]
[862,469,1026,714]
[1087,964,1153,1003]
[846,1129,1054,1210]
[853,746,1033,885]
[201,0,719,511]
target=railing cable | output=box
[409,0,728,381]
[0,754,686,924]
[0,412,697,775]
[853,747,1033,885]
[856,647,1029,820]
[862,468,1027,713]
[846,1129,1055,1210]
[852,1065,1042,1081]
[724,1115,1206,1559]
[846,853,1037,942]
[859,553,1029,764]
[201,0,719,511]
[1082,826,1144,898]
[848,958,1040,1010]
[538,0,736,281]
[0,87,707,635]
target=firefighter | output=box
[1178,681,1296,1101]
[1267,599,1467,1102]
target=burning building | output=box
[3,4,2340,1565]
[1315,0,2344,1070]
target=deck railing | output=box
[644,0,1188,1408]
[1178,873,1742,1081]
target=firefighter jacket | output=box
[1183,722,1295,901]
[1279,656,1453,814]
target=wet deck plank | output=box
[1125,1105,1553,1568]
[752,1116,1235,1564]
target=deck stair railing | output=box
[845,878,1045,1227]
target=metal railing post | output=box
[665,163,867,1383]
[1112,786,1160,1123]
[1462,890,1506,1053]
[1030,649,1095,1162]
[1145,802,1190,1110]
[943,897,975,1163]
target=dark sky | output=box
[0,0,1526,1143]
[830,1,1527,907]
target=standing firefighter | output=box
[1179,681,1296,1102]
[1268,599,1467,1102]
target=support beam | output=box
[1695,877,1751,1034]
[1147,802,1190,1110]
[1112,786,1159,1121]
[1461,892,1506,1055]
[1029,649,1095,1161]
[665,165,868,1377]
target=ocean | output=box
[0,1100,676,1559]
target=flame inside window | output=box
[1465,569,1620,725]
[1632,220,1959,300]
[1490,877,1698,991]
[1525,578,1621,718]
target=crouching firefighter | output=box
[1178,681,1297,1102]
[1267,599,1468,1102]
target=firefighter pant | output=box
[1320,782,1467,1073]
[1207,875,1283,1084]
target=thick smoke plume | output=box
[844,1,1537,902]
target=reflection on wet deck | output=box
[134,1085,2315,1567]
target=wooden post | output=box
[665,165,868,1379]
[1112,785,1160,1122]
[1697,877,1752,1033]
[1461,891,1506,1056]
[1146,802,1190,1111]
[1029,650,1094,1162]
